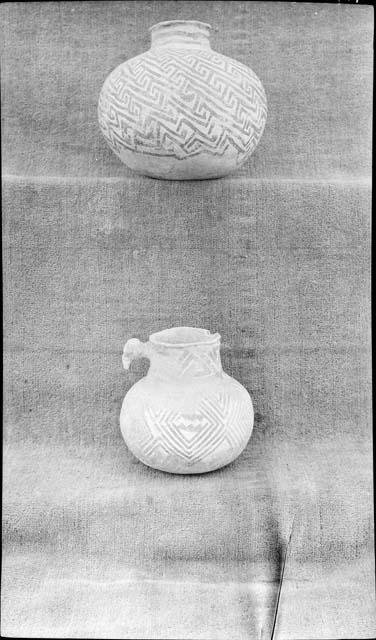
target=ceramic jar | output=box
[120,327,254,474]
[98,20,267,179]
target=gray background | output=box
[2,2,374,638]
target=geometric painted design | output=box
[138,392,252,467]
[98,48,267,162]
[175,346,221,377]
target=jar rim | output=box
[149,20,212,33]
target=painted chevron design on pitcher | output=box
[139,393,252,466]
[177,347,221,377]
[98,48,267,161]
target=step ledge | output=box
[2,173,372,187]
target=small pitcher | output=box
[120,327,254,474]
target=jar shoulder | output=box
[104,47,265,94]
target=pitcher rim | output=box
[149,326,221,348]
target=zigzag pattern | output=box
[98,49,267,160]
[138,392,252,466]
[177,347,221,377]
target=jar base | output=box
[114,147,248,180]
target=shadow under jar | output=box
[98,20,267,179]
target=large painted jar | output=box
[120,327,254,474]
[98,20,267,179]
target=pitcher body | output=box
[120,327,254,474]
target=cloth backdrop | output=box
[1,2,374,638]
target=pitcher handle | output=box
[122,338,150,370]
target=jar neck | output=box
[149,20,212,51]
